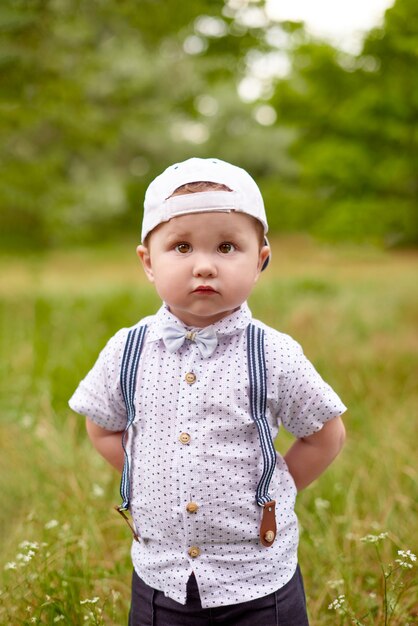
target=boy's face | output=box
[137,211,270,327]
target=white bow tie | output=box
[161,324,218,358]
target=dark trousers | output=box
[129,565,310,626]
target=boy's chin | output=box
[168,305,240,327]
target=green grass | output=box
[1,236,417,625]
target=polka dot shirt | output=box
[69,302,346,609]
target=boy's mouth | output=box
[193,286,217,294]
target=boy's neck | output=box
[166,304,242,328]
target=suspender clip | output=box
[115,505,140,542]
[260,500,276,547]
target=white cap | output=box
[142,157,268,242]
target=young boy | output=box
[69,157,346,626]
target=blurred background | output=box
[1,0,417,250]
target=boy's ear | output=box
[136,245,154,283]
[256,244,271,276]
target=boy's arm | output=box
[284,415,346,492]
[85,418,125,473]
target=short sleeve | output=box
[68,328,129,431]
[277,339,347,438]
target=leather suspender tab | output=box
[260,500,277,547]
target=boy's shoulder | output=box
[250,317,304,372]
[250,316,299,346]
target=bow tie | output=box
[161,324,218,358]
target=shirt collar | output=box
[146,302,252,344]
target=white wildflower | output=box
[395,549,416,569]
[395,559,413,569]
[53,616,65,622]
[16,552,33,563]
[360,532,388,544]
[45,519,59,530]
[19,541,39,550]
[328,594,346,611]
[80,597,100,605]
[4,562,17,570]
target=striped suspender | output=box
[115,325,147,540]
[115,322,277,547]
[247,323,277,547]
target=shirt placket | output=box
[171,343,204,563]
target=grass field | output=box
[0,236,417,625]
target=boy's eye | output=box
[175,243,192,254]
[218,242,235,254]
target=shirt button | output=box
[185,372,196,385]
[179,432,191,444]
[186,501,199,514]
[188,546,201,558]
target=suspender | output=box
[116,322,277,547]
[119,325,147,511]
[246,324,277,546]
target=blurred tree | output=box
[0,0,416,248]
[0,0,259,247]
[269,0,418,244]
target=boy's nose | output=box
[192,254,217,277]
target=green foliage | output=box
[0,0,417,248]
